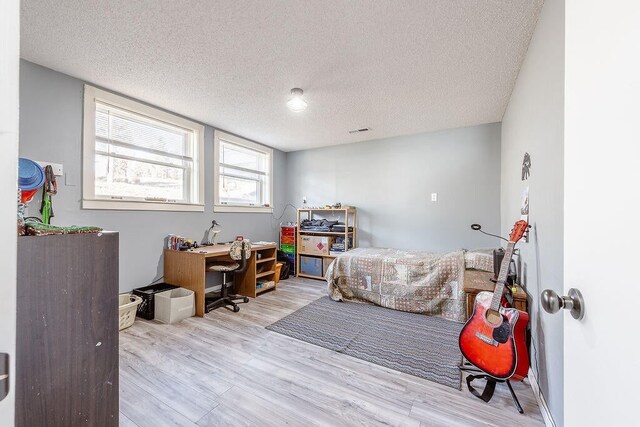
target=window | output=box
[214,131,272,213]
[83,85,204,211]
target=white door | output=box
[564,1,640,425]
[0,0,19,424]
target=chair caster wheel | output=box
[233,305,240,313]
[243,297,249,303]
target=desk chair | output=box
[205,240,251,313]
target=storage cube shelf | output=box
[252,246,278,295]
[210,244,279,298]
[218,245,277,298]
[296,207,357,280]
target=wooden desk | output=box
[463,269,528,319]
[164,243,277,317]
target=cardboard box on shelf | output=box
[299,235,334,255]
[322,257,335,276]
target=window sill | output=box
[83,199,205,212]
[214,205,273,214]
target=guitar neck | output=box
[490,242,516,312]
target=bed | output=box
[326,247,494,323]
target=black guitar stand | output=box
[459,361,524,414]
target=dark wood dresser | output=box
[16,232,119,426]
[463,269,528,319]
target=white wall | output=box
[287,123,502,252]
[0,0,19,422]
[500,0,564,424]
[19,61,288,293]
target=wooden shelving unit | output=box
[296,207,357,280]
[253,245,278,294]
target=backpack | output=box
[279,262,291,280]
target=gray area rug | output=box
[266,296,463,390]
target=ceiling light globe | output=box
[287,88,307,112]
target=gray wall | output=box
[286,124,502,252]
[500,0,564,424]
[19,60,288,293]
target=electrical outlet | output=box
[35,161,63,176]
[431,193,438,202]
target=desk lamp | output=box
[206,220,221,245]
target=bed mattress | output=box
[326,248,494,322]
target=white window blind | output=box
[214,131,272,212]
[83,85,204,211]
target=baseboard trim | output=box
[527,369,557,427]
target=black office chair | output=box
[205,239,251,313]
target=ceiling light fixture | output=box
[286,88,307,112]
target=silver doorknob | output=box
[541,288,585,320]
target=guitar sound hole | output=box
[492,317,511,344]
[485,309,503,327]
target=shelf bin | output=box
[132,282,178,320]
[300,255,323,277]
[154,288,195,324]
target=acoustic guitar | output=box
[459,220,530,381]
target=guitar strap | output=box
[465,374,497,402]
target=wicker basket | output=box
[119,293,142,331]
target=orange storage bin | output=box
[281,235,295,245]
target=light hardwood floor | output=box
[119,277,545,427]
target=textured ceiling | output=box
[21,0,542,152]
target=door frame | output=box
[0,0,20,423]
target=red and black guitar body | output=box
[459,291,530,381]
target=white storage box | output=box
[154,288,195,324]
